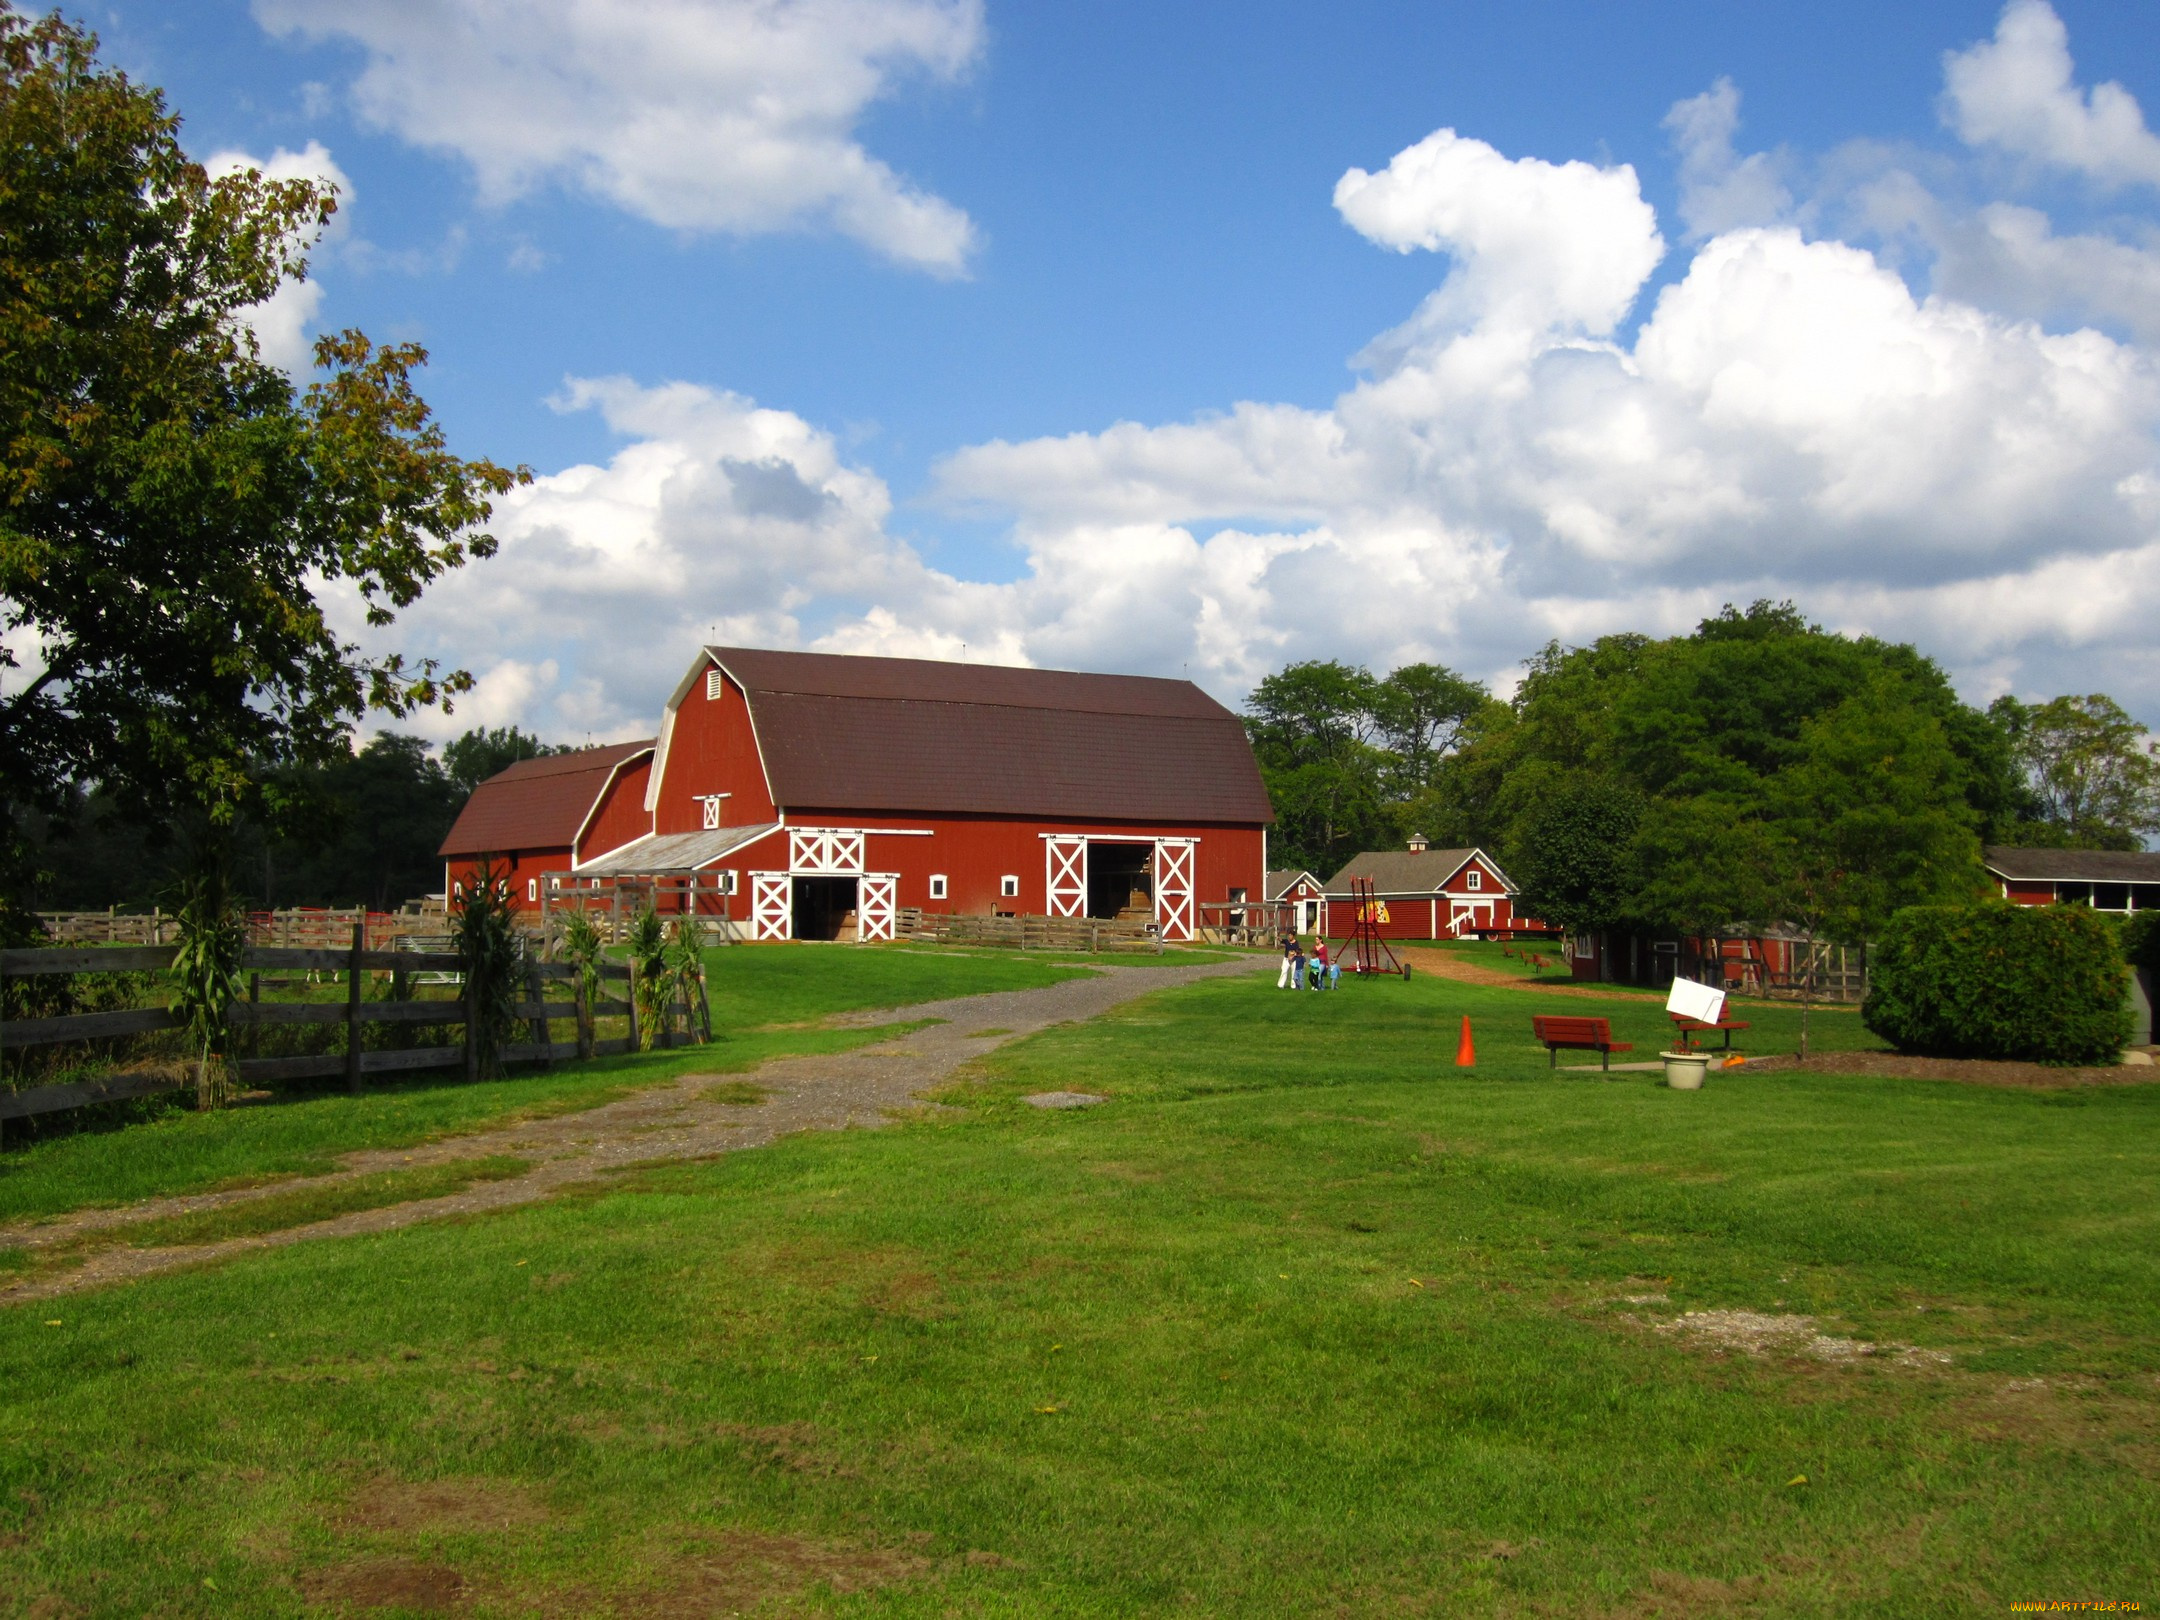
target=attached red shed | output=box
[1984,845,2160,913]
[438,740,654,908]
[561,646,1275,942]
[1322,840,1521,940]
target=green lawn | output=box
[0,945,1088,1225]
[2,965,2154,1615]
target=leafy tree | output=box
[443,725,564,796]
[1509,777,1645,936]
[1990,693,2160,849]
[0,14,526,908]
[1245,659,1490,874]
[265,735,462,911]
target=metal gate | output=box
[858,873,898,942]
[1154,839,1195,941]
[1046,836,1087,918]
[750,872,790,940]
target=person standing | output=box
[1278,936,1299,990]
[1314,938,1333,989]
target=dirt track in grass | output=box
[0,956,1265,1302]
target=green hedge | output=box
[1862,902,2131,1064]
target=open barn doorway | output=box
[792,875,858,941]
[1087,842,1154,921]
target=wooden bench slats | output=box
[1530,1014,1634,1071]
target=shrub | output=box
[1863,901,2131,1064]
[2123,911,2160,981]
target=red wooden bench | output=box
[1531,1015,1634,1070]
[1668,1013,1751,1052]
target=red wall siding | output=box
[654,663,779,834]
[2002,880,2054,906]
[445,848,571,912]
[577,756,653,863]
[688,811,1266,934]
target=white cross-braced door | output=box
[1046,837,1087,918]
[789,828,865,874]
[750,872,790,940]
[1154,839,1195,941]
[858,873,898,942]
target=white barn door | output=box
[1154,839,1195,941]
[1046,836,1087,918]
[858,873,898,942]
[790,827,864,874]
[751,872,790,940]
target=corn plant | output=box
[451,858,523,1078]
[559,906,605,1057]
[628,903,668,1049]
[666,915,711,1043]
[168,856,247,1109]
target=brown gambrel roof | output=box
[438,741,653,857]
[703,647,1274,824]
[1985,845,2160,883]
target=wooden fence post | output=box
[526,961,549,1066]
[462,967,479,1083]
[344,921,365,1095]
[575,968,594,1062]
[625,959,641,1054]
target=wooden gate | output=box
[1046,836,1087,918]
[1154,839,1195,941]
[750,872,790,940]
[858,873,899,942]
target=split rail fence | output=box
[0,935,701,1127]
[901,911,1164,953]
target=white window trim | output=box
[928,873,948,900]
[699,792,729,830]
[527,878,537,902]
[1000,874,1019,898]
[1466,868,1482,891]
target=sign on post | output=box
[1665,976,1726,1026]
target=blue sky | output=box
[80,1,2160,739]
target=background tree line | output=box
[14,727,562,915]
[1248,602,2160,948]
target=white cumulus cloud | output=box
[1941,0,2160,189]
[355,9,2160,743]
[252,0,982,275]
[203,139,351,373]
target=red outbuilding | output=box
[463,645,1275,942]
[439,740,654,908]
[1984,845,2160,912]
[1321,839,1521,940]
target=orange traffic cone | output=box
[1455,1014,1475,1067]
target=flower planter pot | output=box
[1661,1050,1710,1090]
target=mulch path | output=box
[1766,1050,2159,1090]
[0,955,1265,1302]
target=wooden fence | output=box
[0,937,700,1126]
[902,911,1164,953]
[36,908,450,951]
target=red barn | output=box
[486,646,1273,942]
[439,740,654,907]
[1322,840,1521,940]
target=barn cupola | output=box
[1407,834,1429,854]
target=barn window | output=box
[716,870,738,895]
[929,874,948,900]
[549,876,561,891]
[706,668,724,701]
[700,794,723,830]
[452,881,464,898]
[1466,869,1482,892]
[1000,874,1019,898]
[527,878,537,902]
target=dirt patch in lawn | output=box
[1655,1309,1951,1367]
[536,1529,930,1616]
[340,1476,554,1535]
[299,1557,467,1612]
[1778,1051,2160,1089]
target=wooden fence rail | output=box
[0,938,698,1125]
[904,912,1164,953]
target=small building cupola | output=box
[1407,834,1429,854]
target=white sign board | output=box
[1665,976,1727,1026]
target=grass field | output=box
[0,945,1089,1226]
[2,962,2155,1615]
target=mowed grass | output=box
[0,945,1088,1225]
[1,966,2155,1615]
